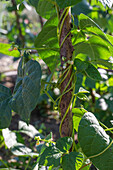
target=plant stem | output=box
[25,157,31,170]
[0,159,9,169]
[79,162,92,170]
[59,7,74,137]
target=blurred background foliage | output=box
[0,0,113,169]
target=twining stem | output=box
[99,121,113,134]
[59,7,74,137]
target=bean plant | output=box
[0,0,113,169]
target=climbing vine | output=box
[0,0,113,169]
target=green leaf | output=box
[75,73,83,93]
[28,0,39,8]
[56,0,81,9]
[78,87,90,94]
[16,0,24,4]
[62,152,84,170]
[0,84,12,129]
[78,112,113,169]
[2,128,17,148]
[92,59,112,69]
[79,14,113,50]
[72,103,87,132]
[85,63,102,81]
[2,128,38,157]
[72,29,85,46]
[74,58,88,72]
[37,0,56,19]
[0,43,20,57]
[37,132,52,154]
[79,13,103,30]
[74,36,111,63]
[85,77,96,88]
[10,58,42,123]
[56,137,73,153]
[35,14,59,71]
[73,116,81,132]
[77,93,89,101]
[39,146,61,167]
[11,143,39,157]
[106,34,113,56]
[72,108,87,117]
[81,160,91,170]
[18,120,44,139]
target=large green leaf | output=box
[79,13,113,54]
[0,84,12,129]
[56,137,73,153]
[0,43,20,57]
[56,0,81,9]
[35,15,59,71]
[36,0,56,19]
[79,13,103,30]
[10,58,41,123]
[74,35,111,68]
[78,112,113,169]
[62,152,84,170]
[39,146,61,167]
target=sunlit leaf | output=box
[39,146,61,167]
[72,108,87,117]
[2,128,38,157]
[0,43,20,57]
[11,143,39,157]
[62,152,84,170]
[56,137,73,153]
[73,116,81,132]
[18,120,44,138]
[77,93,89,101]
[74,36,111,62]
[79,14,113,53]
